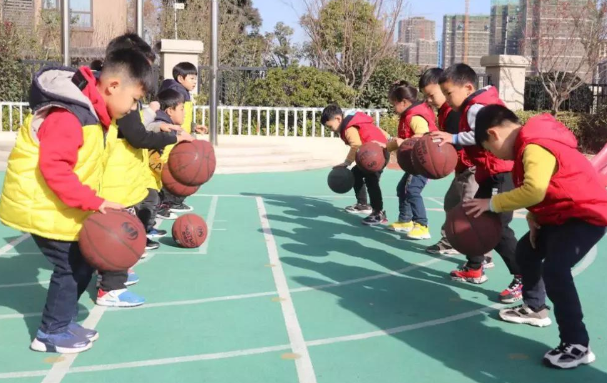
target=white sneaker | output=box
[96,289,145,308]
[543,343,596,369]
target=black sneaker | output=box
[156,204,178,220]
[146,238,160,250]
[170,203,193,213]
[362,210,388,226]
[543,343,596,369]
[426,241,460,255]
[345,203,373,215]
[147,228,167,238]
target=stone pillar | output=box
[159,39,204,93]
[481,55,530,111]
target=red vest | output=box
[438,103,473,172]
[398,102,438,139]
[339,112,388,145]
[460,87,513,182]
[513,114,607,226]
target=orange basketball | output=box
[172,214,208,248]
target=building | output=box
[416,39,439,68]
[397,16,438,67]
[489,0,521,55]
[1,0,128,59]
[398,16,435,43]
[443,14,490,73]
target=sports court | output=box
[0,168,606,383]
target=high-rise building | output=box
[443,14,491,73]
[397,16,438,67]
[490,0,521,55]
[398,17,435,43]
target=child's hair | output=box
[474,104,520,145]
[173,62,198,81]
[101,48,154,93]
[439,63,478,86]
[320,104,343,124]
[418,68,443,90]
[106,33,156,63]
[388,80,418,103]
[89,59,104,71]
[157,88,185,111]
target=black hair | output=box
[89,59,104,71]
[173,62,198,81]
[320,104,343,125]
[388,80,418,103]
[157,88,185,111]
[418,68,443,90]
[439,63,478,86]
[474,104,520,146]
[101,48,154,93]
[106,33,156,63]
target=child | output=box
[419,68,493,266]
[466,105,607,369]
[321,104,390,225]
[385,81,437,240]
[157,62,207,216]
[430,64,522,303]
[0,49,152,353]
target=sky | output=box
[253,0,492,44]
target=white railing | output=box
[1,102,387,138]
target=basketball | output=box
[355,142,386,173]
[161,166,200,197]
[167,139,216,186]
[79,210,146,271]
[411,135,458,179]
[328,167,354,194]
[445,203,502,256]
[172,214,209,248]
[397,137,420,174]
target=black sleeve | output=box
[444,111,461,136]
[116,110,178,150]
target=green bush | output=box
[0,23,26,102]
[357,58,420,109]
[379,113,399,137]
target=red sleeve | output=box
[37,109,104,211]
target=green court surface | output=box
[0,168,607,383]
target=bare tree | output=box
[300,0,406,93]
[523,0,607,114]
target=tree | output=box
[523,0,607,114]
[0,22,25,102]
[300,0,405,92]
[127,0,162,43]
[264,22,301,68]
[356,57,420,109]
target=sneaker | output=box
[387,221,414,233]
[499,275,523,303]
[147,228,167,238]
[68,322,99,342]
[140,252,149,260]
[345,203,373,215]
[426,241,459,255]
[146,238,160,251]
[499,304,552,327]
[157,204,178,220]
[406,223,431,240]
[362,210,388,226]
[483,256,495,269]
[543,343,595,369]
[125,268,139,286]
[30,329,92,354]
[170,203,193,213]
[96,289,145,308]
[450,265,488,284]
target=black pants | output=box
[161,187,185,206]
[32,235,95,333]
[518,220,605,346]
[351,150,389,212]
[137,188,160,232]
[467,172,520,275]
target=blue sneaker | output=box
[147,228,167,238]
[68,322,99,342]
[96,289,145,307]
[125,269,139,286]
[30,329,92,354]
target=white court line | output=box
[426,197,445,207]
[256,197,317,383]
[199,195,218,254]
[0,233,31,256]
[0,246,598,379]
[0,280,49,289]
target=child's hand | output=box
[430,131,453,146]
[195,125,209,134]
[527,214,541,249]
[160,123,183,133]
[333,162,349,169]
[463,198,491,218]
[177,132,195,143]
[149,101,160,112]
[395,138,404,146]
[372,140,386,148]
[99,200,125,214]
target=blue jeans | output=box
[32,235,95,334]
[397,173,428,226]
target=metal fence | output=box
[197,66,268,106]
[1,101,386,137]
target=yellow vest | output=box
[0,114,105,241]
[183,100,193,134]
[99,124,148,207]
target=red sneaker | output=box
[499,275,523,303]
[450,265,488,284]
